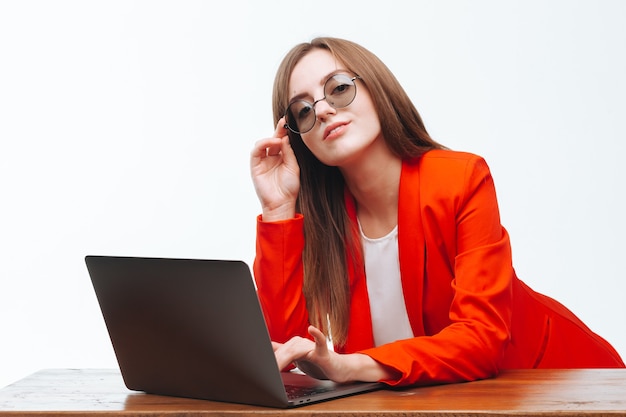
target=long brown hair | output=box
[272,37,444,346]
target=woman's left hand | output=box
[272,325,343,381]
[272,326,397,383]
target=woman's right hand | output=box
[250,118,300,222]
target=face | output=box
[288,49,384,168]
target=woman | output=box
[249,37,624,386]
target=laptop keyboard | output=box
[284,383,335,399]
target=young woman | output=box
[249,37,624,386]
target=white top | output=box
[359,222,414,346]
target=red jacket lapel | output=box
[398,158,426,337]
[342,159,426,352]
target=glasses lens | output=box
[284,74,359,134]
[325,74,357,108]
[286,100,316,134]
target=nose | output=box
[314,97,336,122]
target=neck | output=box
[340,145,402,238]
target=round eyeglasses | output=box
[283,74,361,134]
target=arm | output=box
[253,214,310,344]
[250,119,309,344]
[360,155,513,386]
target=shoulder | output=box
[405,149,491,179]
[421,149,486,166]
[402,150,496,208]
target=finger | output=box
[250,137,282,160]
[273,336,313,372]
[273,339,299,371]
[250,117,290,162]
[278,134,300,173]
[274,116,288,139]
[275,351,294,372]
[308,325,328,350]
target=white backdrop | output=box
[1,0,625,388]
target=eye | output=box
[296,103,314,121]
[331,83,351,95]
[326,74,355,98]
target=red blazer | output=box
[253,150,624,386]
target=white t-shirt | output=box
[359,222,414,346]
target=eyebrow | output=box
[288,69,350,104]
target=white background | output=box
[1,0,625,388]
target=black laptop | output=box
[85,255,381,408]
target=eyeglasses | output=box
[283,74,360,134]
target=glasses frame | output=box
[283,74,361,135]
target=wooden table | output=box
[1,368,625,416]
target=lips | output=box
[323,122,349,140]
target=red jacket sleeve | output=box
[253,214,310,344]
